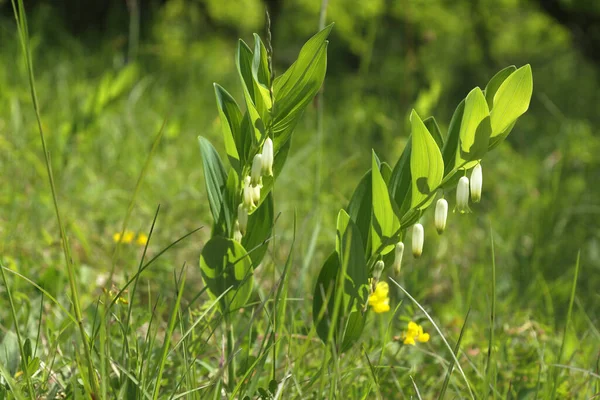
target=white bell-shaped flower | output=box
[237,204,248,235]
[393,242,404,275]
[435,198,448,234]
[412,223,424,258]
[456,176,470,213]
[233,221,243,243]
[262,137,274,176]
[242,176,256,209]
[252,182,261,205]
[470,163,483,203]
[373,260,385,281]
[251,154,263,187]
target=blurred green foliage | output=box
[1,0,599,397]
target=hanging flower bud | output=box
[373,260,385,282]
[237,204,248,235]
[435,198,448,234]
[412,223,424,258]
[251,154,263,187]
[243,176,256,209]
[470,163,483,203]
[456,176,470,213]
[252,183,261,204]
[393,242,404,275]
[262,137,274,176]
[233,221,243,242]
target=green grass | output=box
[1,3,599,400]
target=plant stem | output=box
[10,0,99,395]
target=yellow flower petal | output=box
[123,231,135,243]
[136,233,148,246]
[372,299,390,313]
[403,336,416,345]
[417,332,430,343]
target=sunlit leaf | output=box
[371,151,400,255]
[490,64,533,137]
[455,88,490,169]
[410,110,444,209]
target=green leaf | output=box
[252,34,273,117]
[389,138,412,217]
[455,88,490,169]
[442,99,465,175]
[214,84,244,171]
[224,168,240,236]
[198,136,228,231]
[371,151,400,255]
[199,236,253,312]
[341,311,366,353]
[423,116,444,150]
[380,162,393,184]
[272,24,333,150]
[347,170,372,252]
[410,110,444,209]
[484,65,517,109]
[242,193,274,267]
[336,209,369,306]
[490,64,533,137]
[313,252,340,344]
[236,40,264,144]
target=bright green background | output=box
[1,0,599,398]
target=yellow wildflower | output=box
[113,230,135,244]
[368,281,390,313]
[136,233,148,246]
[401,321,430,345]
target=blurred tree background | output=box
[1,0,599,332]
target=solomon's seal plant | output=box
[312,64,533,352]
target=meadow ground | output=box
[1,1,600,399]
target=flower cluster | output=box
[235,138,274,241]
[368,281,390,313]
[410,163,484,258]
[112,231,148,246]
[401,321,430,345]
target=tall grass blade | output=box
[550,251,581,398]
[439,307,471,400]
[11,0,99,393]
[390,278,475,400]
[152,265,187,400]
[0,261,35,398]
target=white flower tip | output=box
[237,204,248,235]
[262,137,274,176]
[412,223,424,258]
[435,198,448,234]
[394,242,404,275]
[456,176,470,214]
[251,154,263,186]
[470,164,483,203]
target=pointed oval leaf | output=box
[347,170,372,252]
[214,84,244,172]
[423,116,444,150]
[198,136,228,229]
[455,87,490,169]
[199,236,253,312]
[272,24,333,148]
[410,111,444,209]
[242,193,274,267]
[484,65,517,109]
[442,99,465,175]
[490,64,533,137]
[313,252,340,344]
[371,151,400,255]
